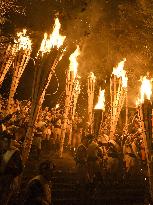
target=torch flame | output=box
[39,18,66,55]
[94,88,105,110]
[49,18,66,49]
[140,76,152,103]
[112,58,128,88]
[15,29,32,51]
[89,72,96,82]
[56,104,59,109]
[69,45,80,79]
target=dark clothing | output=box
[0,148,23,205]
[22,175,51,205]
[75,144,87,165]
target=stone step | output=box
[52,198,79,205]
[52,189,76,199]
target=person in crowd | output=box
[32,130,42,160]
[22,160,55,205]
[86,134,103,183]
[123,134,140,180]
[75,136,89,185]
[106,140,122,184]
[0,131,23,205]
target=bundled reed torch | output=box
[60,46,81,156]
[110,59,128,139]
[7,29,32,113]
[87,72,96,133]
[93,88,105,137]
[136,74,153,200]
[22,18,66,164]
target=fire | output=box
[89,72,96,82]
[112,58,128,88]
[94,88,105,110]
[39,18,66,55]
[15,29,32,51]
[56,104,59,109]
[136,98,141,107]
[69,45,80,79]
[140,76,152,103]
[49,18,66,49]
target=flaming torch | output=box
[22,18,66,164]
[60,46,80,157]
[94,88,105,137]
[88,72,96,133]
[136,74,153,200]
[0,44,17,87]
[0,29,31,87]
[7,29,32,113]
[110,58,128,139]
[67,46,80,145]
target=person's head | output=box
[39,160,55,180]
[0,131,12,153]
[86,134,94,144]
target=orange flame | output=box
[89,72,96,82]
[39,18,66,55]
[136,75,152,106]
[140,76,152,102]
[49,18,66,49]
[112,58,128,88]
[56,104,59,109]
[15,29,32,50]
[69,45,80,79]
[94,88,105,110]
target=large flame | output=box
[69,45,80,79]
[140,76,152,102]
[15,29,32,51]
[49,18,66,49]
[39,18,66,55]
[94,88,105,110]
[112,58,128,88]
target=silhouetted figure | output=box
[22,160,55,205]
[0,131,23,205]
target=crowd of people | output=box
[0,96,149,205]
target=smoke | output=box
[63,0,153,108]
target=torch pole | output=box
[125,87,128,134]
[88,73,95,133]
[0,44,18,86]
[140,100,153,201]
[7,49,31,114]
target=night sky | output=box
[1,0,153,112]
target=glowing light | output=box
[136,75,152,106]
[15,29,32,51]
[49,18,66,49]
[136,98,141,107]
[140,76,152,102]
[69,45,80,79]
[94,88,105,110]
[89,72,96,82]
[38,18,66,55]
[113,58,128,88]
[56,104,59,109]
